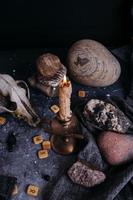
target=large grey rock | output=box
[67,39,121,87]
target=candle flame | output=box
[63,75,67,84]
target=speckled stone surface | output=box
[98,131,133,165]
[68,160,106,187]
[0,46,132,200]
[67,39,121,87]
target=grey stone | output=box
[67,39,121,87]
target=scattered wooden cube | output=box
[78,90,86,97]
[50,105,59,113]
[0,116,6,125]
[12,184,18,195]
[27,185,39,197]
[33,135,43,144]
[42,141,51,150]
[38,150,48,159]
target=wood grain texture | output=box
[37,53,62,79]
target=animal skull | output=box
[0,74,40,127]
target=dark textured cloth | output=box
[49,112,133,200]
[0,46,130,200]
[0,16,132,199]
[0,46,132,200]
[48,47,133,200]
[49,8,133,200]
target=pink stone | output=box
[98,131,133,165]
[68,161,106,187]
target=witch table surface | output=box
[0,47,130,200]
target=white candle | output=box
[59,75,72,124]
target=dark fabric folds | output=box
[48,20,133,200]
[49,89,133,200]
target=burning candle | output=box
[59,75,72,125]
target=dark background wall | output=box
[0,0,131,48]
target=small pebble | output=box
[6,132,17,152]
[42,174,51,181]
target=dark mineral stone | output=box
[68,160,106,187]
[42,174,51,181]
[84,99,131,133]
[0,175,17,200]
[98,131,133,165]
[6,132,17,152]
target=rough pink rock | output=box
[98,131,133,165]
[68,160,106,187]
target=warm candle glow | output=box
[63,75,67,84]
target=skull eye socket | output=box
[8,101,17,111]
